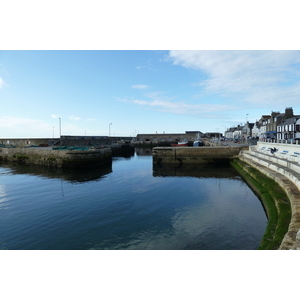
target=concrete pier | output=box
[0,147,112,168]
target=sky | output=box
[1,50,300,138]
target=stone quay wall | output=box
[152,146,248,165]
[0,147,112,168]
[153,145,300,249]
[239,144,300,250]
[0,138,59,147]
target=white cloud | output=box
[168,50,300,107]
[119,96,237,116]
[0,77,5,88]
[0,116,87,137]
[132,84,149,89]
[86,118,97,122]
[1,116,54,137]
[51,114,59,119]
[69,116,80,121]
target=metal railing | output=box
[261,139,300,145]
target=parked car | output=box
[289,138,300,144]
[233,139,239,143]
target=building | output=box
[60,135,110,147]
[251,121,261,139]
[242,122,254,141]
[136,131,203,146]
[224,127,236,139]
[233,125,243,140]
[277,115,300,141]
[265,108,294,140]
[259,115,271,140]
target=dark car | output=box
[290,138,300,144]
[233,139,239,143]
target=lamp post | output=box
[109,123,112,137]
[59,118,61,144]
[53,127,54,139]
[246,114,248,122]
[109,123,112,145]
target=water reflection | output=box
[0,161,112,183]
[153,163,240,179]
[135,147,153,156]
[0,149,268,250]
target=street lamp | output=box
[246,114,248,122]
[59,118,61,138]
[109,123,112,137]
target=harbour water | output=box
[0,148,267,250]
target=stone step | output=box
[239,150,300,250]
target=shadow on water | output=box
[153,163,240,179]
[0,161,112,183]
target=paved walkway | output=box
[240,147,300,250]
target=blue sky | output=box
[1,50,300,138]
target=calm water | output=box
[0,149,267,250]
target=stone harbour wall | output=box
[0,147,112,168]
[152,146,248,165]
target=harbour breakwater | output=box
[0,147,112,168]
[152,146,248,165]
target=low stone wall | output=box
[153,146,248,164]
[0,138,59,147]
[0,147,112,168]
[257,141,300,155]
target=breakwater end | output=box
[0,147,112,168]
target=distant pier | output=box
[152,146,248,165]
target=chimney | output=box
[285,107,294,119]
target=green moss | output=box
[14,154,29,159]
[230,158,291,250]
[13,154,30,164]
[47,157,57,161]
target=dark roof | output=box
[281,116,300,125]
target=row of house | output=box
[225,107,300,141]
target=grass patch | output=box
[231,158,291,250]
